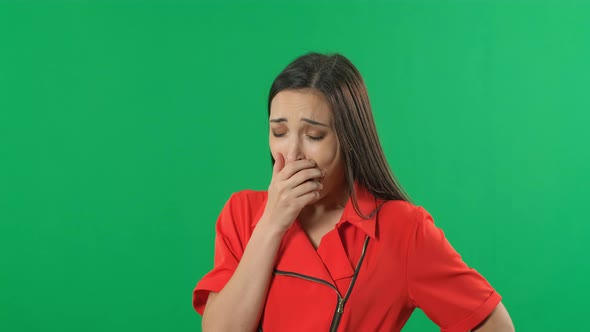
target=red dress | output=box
[193,182,501,331]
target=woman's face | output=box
[269,88,346,200]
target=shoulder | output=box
[226,189,267,212]
[378,199,428,224]
[377,199,434,235]
[235,188,268,202]
[212,189,268,245]
[217,189,268,228]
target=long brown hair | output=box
[268,52,412,218]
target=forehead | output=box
[270,89,332,121]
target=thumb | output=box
[272,151,285,177]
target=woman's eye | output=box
[308,135,325,141]
[272,133,286,137]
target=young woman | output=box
[192,53,514,332]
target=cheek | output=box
[308,142,339,170]
[268,138,285,157]
[269,140,277,154]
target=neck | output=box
[299,181,350,221]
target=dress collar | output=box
[337,181,379,239]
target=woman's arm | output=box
[201,218,285,332]
[471,301,515,332]
[202,155,323,332]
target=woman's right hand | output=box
[259,152,325,233]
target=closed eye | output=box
[271,132,325,141]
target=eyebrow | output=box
[269,117,329,127]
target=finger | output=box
[295,190,321,206]
[278,159,317,181]
[286,167,325,189]
[291,179,322,198]
[272,152,285,177]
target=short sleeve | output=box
[407,206,502,332]
[192,193,246,315]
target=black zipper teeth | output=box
[329,235,370,332]
[342,235,370,303]
[274,270,341,294]
[272,235,371,332]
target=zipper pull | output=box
[337,298,344,314]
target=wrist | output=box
[255,215,289,238]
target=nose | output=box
[285,138,305,162]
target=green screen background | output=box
[1,1,589,331]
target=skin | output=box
[202,88,514,332]
[472,302,515,331]
[268,88,350,247]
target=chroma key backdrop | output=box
[1,1,588,331]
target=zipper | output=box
[274,270,341,293]
[329,297,345,332]
[337,298,344,313]
[271,235,370,332]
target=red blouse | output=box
[193,183,501,331]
